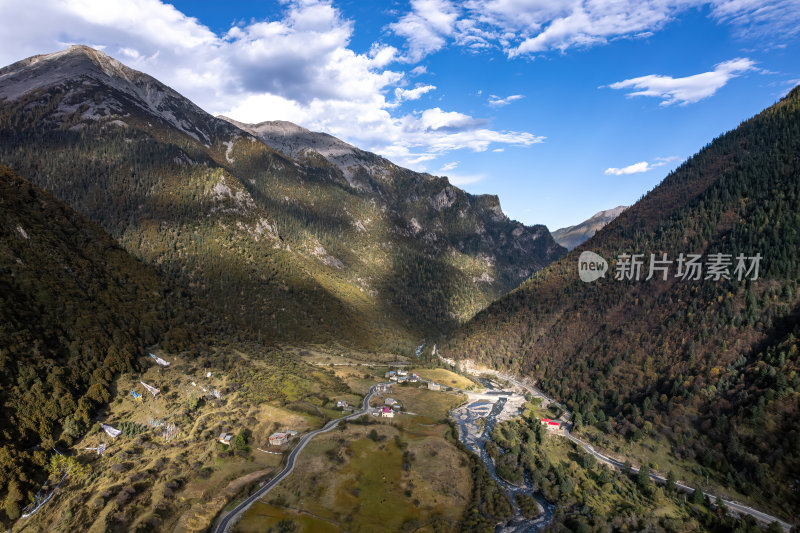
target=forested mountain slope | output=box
[445,86,800,515]
[0,164,191,522]
[222,115,564,289]
[0,46,564,350]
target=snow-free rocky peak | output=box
[0,45,232,143]
[219,115,398,187]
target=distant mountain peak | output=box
[551,205,627,250]
[1,45,137,100]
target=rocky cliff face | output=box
[222,115,566,284]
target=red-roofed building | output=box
[540,418,561,431]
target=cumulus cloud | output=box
[418,108,487,131]
[389,1,800,59]
[606,58,756,105]
[388,0,460,62]
[605,156,680,175]
[394,84,437,102]
[605,161,653,175]
[488,94,524,106]
[0,0,544,170]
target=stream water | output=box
[451,387,556,532]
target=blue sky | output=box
[1,1,798,230]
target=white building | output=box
[269,432,289,446]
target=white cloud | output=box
[710,0,800,39]
[369,43,400,68]
[419,107,487,131]
[606,58,756,105]
[394,84,437,102]
[0,0,544,171]
[488,93,524,106]
[388,0,460,62]
[605,155,681,175]
[389,1,800,59]
[440,161,459,171]
[605,161,652,175]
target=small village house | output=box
[427,382,441,391]
[540,418,561,431]
[269,432,290,446]
[381,406,394,418]
[218,433,233,445]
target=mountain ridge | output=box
[0,45,565,349]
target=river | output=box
[450,381,556,532]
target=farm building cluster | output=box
[268,430,298,446]
[384,370,420,383]
[370,395,403,418]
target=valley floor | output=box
[13,344,795,533]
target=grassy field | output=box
[370,384,468,421]
[295,346,410,366]
[240,422,471,532]
[236,381,473,532]
[410,368,482,391]
[237,502,340,533]
[326,364,387,396]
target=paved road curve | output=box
[494,371,793,531]
[213,383,387,533]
